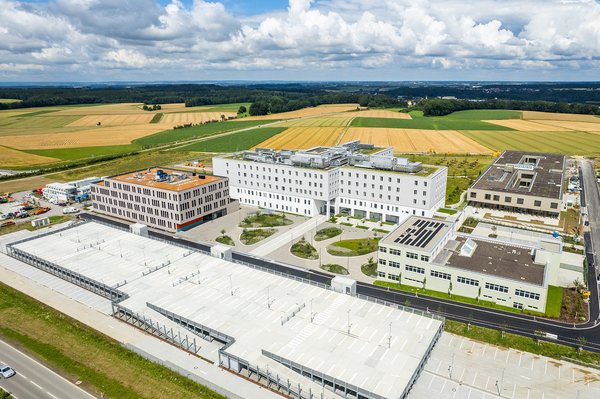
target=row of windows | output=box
[234,162,326,179]
[485,282,508,293]
[515,289,540,300]
[472,192,559,209]
[457,276,479,286]
[431,270,451,280]
[406,252,419,260]
[405,265,424,274]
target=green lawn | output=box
[403,154,495,177]
[315,227,342,241]
[546,286,563,318]
[134,120,269,147]
[320,264,349,275]
[46,150,202,181]
[437,208,458,215]
[26,144,140,161]
[351,109,519,131]
[291,239,318,259]
[327,238,379,256]
[462,130,600,156]
[239,228,276,245]
[0,283,226,399]
[239,212,293,228]
[0,216,73,236]
[179,127,287,152]
[215,235,234,246]
[374,280,547,317]
[445,320,600,367]
[446,177,472,205]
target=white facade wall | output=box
[213,156,447,219]
[42,183,76,202]
[377,243,548,313]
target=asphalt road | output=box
[0,339,96,399]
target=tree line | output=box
[421,98,600,117]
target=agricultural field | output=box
[342,127,492,154]
[462,130,600,156]
[338,109,412,119]
[244,103,359,120]
[0,98,22,103]
[160,112,237,126]
[526,120,600,132]
[179,127,287,152]
[277,116,354,127]
[0,145,59,167]
[482,119,573,131]
[255,126,344,149]
[522,111,600,122]
[1,124,168,149]
[0,102,261,168]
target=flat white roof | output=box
[12,221,443,399]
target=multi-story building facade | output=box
[377,216,568,313]
[467,150,565,217]
[91,167,237,232]
[213,141,447,222]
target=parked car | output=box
[0,364,15,378]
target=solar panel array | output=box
[394,219,446,249]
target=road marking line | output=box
[531,358,535,371]
[518,353,522,367]
[0,384,19,399]
[0,340,96,398]
[47,393,59,399]
[30,380,43,390]
[545,359,548,375]
[511,383,516,399]
[572,369,575,383]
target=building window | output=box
[550,202,558,209]
[513,302,524,310]
[504,196,511,203]
[420,255,429,262]
[378,259,387,265]
[457,276,479,286]
[406,252,418,260]
[379,246,387,253]
[517,198,524,205]
[534,200,542,207]
[389,248,401,256]
[387,274,399,281]
[389,261,401,268]
[484,194,491,200]
[431,270,451,280]
[485,282,508,293]
[405,265,424,274]
[470,192,476,198]
[378,271,386,278]
[493,195,500,201]
[515,289,540,300]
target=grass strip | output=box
[149,113,164,123]
[444,320,600,367]
[0,282,226,399]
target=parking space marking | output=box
[518,353,523,367]
[545,359,548,375]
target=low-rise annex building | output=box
[467,150,566,217]
[377,216,573,313]
[42,176,102,202]
[90,167,238,232]
[213,141,447,222]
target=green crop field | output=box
[134,120,269,147]
[179,127,287,152]
[351,109,520,130]
[462,130,600,155]
[26,144,141,161]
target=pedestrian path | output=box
[250,214,327,257]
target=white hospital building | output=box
[213,141,447,223]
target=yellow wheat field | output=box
[522,111,600,122]
[335,110,412,119]
[482,119,574,131]
[527,120,600,132]
[52,103,148,116]
[245,104,359,120]
[1,125,168,150]
[342,128,493,154]
[276,117,354,128]
[161,112,237,126]
[0,145,59,167]
[67,114,154,127]
[254,127,344,149]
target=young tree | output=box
[238,105,247,114]
[577,336,587,353]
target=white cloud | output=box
[0,0,598,80]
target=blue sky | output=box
[1,0,599,82]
